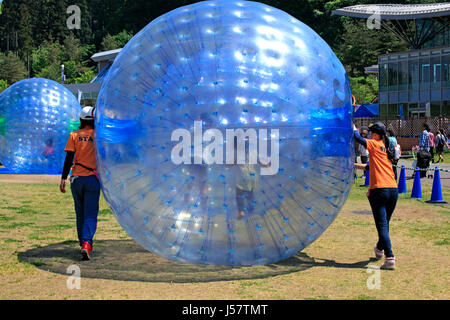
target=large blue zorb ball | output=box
[0,78,81,174]
[96,0,354,265]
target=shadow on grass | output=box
[18,240,373,283]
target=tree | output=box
[0,53,28,84]
[31,40,64,76]
[36,64,61,82]
[350,75,378,105]
[336,19,408,77]
[0,79,8,93]
[75,69,96,83]
[31,36,94,83]
[62,34,84,62]
[100,30,134,51]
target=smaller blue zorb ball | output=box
[0,78,81,174]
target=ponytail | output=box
[383,134,395,162]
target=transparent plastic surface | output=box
[96,0,354,265]
[0,78,81,174]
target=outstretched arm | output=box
[353,123,367,148]
[354,163,369,171]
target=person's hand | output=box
[60,179,66,193]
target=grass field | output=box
[0,177,448,300]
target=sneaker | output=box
[81,241,92,260]
[381,257,395,270]
[374,246,384,260]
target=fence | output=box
[354,116,449,137]
[354,116,449,151]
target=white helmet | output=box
[80,106,95,120]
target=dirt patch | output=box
[0,174,61,184]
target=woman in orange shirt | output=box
[59,106,99,261]
[354,121,398,270]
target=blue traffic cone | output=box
[411,167,422,199]
[363,161,370,187]
[426,167,447,204]
[398,165,407,194]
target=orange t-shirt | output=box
[64,128,96,177]
[366,139,397,190]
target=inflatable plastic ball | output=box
[0,78,81,174]
[96,0,354,265]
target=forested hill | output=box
[0,0,439,102]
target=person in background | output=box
[417,123,431,178]
[435,129,445,163]
[353,122,398,270]
[354,126,369,179]
[386,129,398,181]
[59,106,99,261]
[419,123,430,152]
[442,129,449,150]
[428,129,435,163]
[358,126,369,165]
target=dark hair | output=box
[387,129,395,137]
[369,122,394,161]
[383,134,395,161]
[80,119,95,129]
[423,123,430,131]
[368,122,386,136]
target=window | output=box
[431,56,441,89]
[443,101,450,116]
[398,60,408,91]
[420,57,430,89]
[430,101,441,117]
[408,103,418,119]
[379,104,388,118]
[388,103,398,117]
[408,59,419,90]
[379,63,388,92]
[398,104,407,119]
[388,62,398,91]
[443,55,450,88]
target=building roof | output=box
[91,48,122,62]
[90,61,113,83]
[364,65,378,74]
[64,82,103,95]
[332,3,450,20]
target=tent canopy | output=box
[354,104,379,118]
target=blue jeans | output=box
[368,188,398,257]
[70,175,100,246]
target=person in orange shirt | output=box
[60,106,99,261]
[353,121,398,270]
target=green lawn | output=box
[0,179,448,299]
